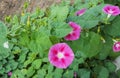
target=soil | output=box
[0,0,62,21]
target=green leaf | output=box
[67,32,102,58]
[69,58,84,71]
[0,22,9,59]
[26,66,35,78]
[42,64,49,69]
[8,24,22,37]
[48,64,54,74]
[63,70,74,78]
[50,5,69,21]
[18,32,30,46]
[0,21,7,37]
[20,13,29,25]
[104,0,120,5]
[69,58,78,70]
[49,36,60,44]
[0,68,5,74]
[37,69,46,78]
[94,66,109,78]
[110,52,120,59]
[33,75,38,78]
[45,74,53,78]
[27,28,52,58]
[18,49,28,63]
[117,69,120,77]
[51,22,72,38]
[105,61,116,72]
[5,65,11,72]
[9,60,18,70]
[67,16,98,29]
[12,46,21,54]
[78,69,90,78]
[0,41,10,60]
[21,69,27,75]
[11,15,19,25]
[67,4,105,29]
[30,8,44,19]
[11,69,25,78]
[53,69,63,78]
[98,36,113,60]
[104,16,120,37]
[42,58,48,63]
[24,52,38,67]
[32,59,42,69]
[98,67,109,78]
[28,27,52,51]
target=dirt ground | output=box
[0,0,61,21]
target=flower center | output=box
[57,52,64,59]
[116,44,120,48]
[109,9,114,14]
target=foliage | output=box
[0,0,120,78]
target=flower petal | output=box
[113,42,120,52]
[103,5,120,16]
[75,8,86,16]
[48,43,74,69]
[65,22,81,41]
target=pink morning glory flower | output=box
[113,42,120,52]
[103,5,120,18]
[48,43,74,69]
[8,72,12,76]
[65,21,81,41]
[75,8,86,16]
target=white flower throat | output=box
[116,44,120,48]
[57,52,64,59]
[109,9,114,14]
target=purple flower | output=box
[65,22,81,41]
[113,42,120,52]
[8,72,12,76]
[48,43,74,69]
[103,5,120,16]
[75,8,86,16]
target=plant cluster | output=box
[0,0,120,78]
